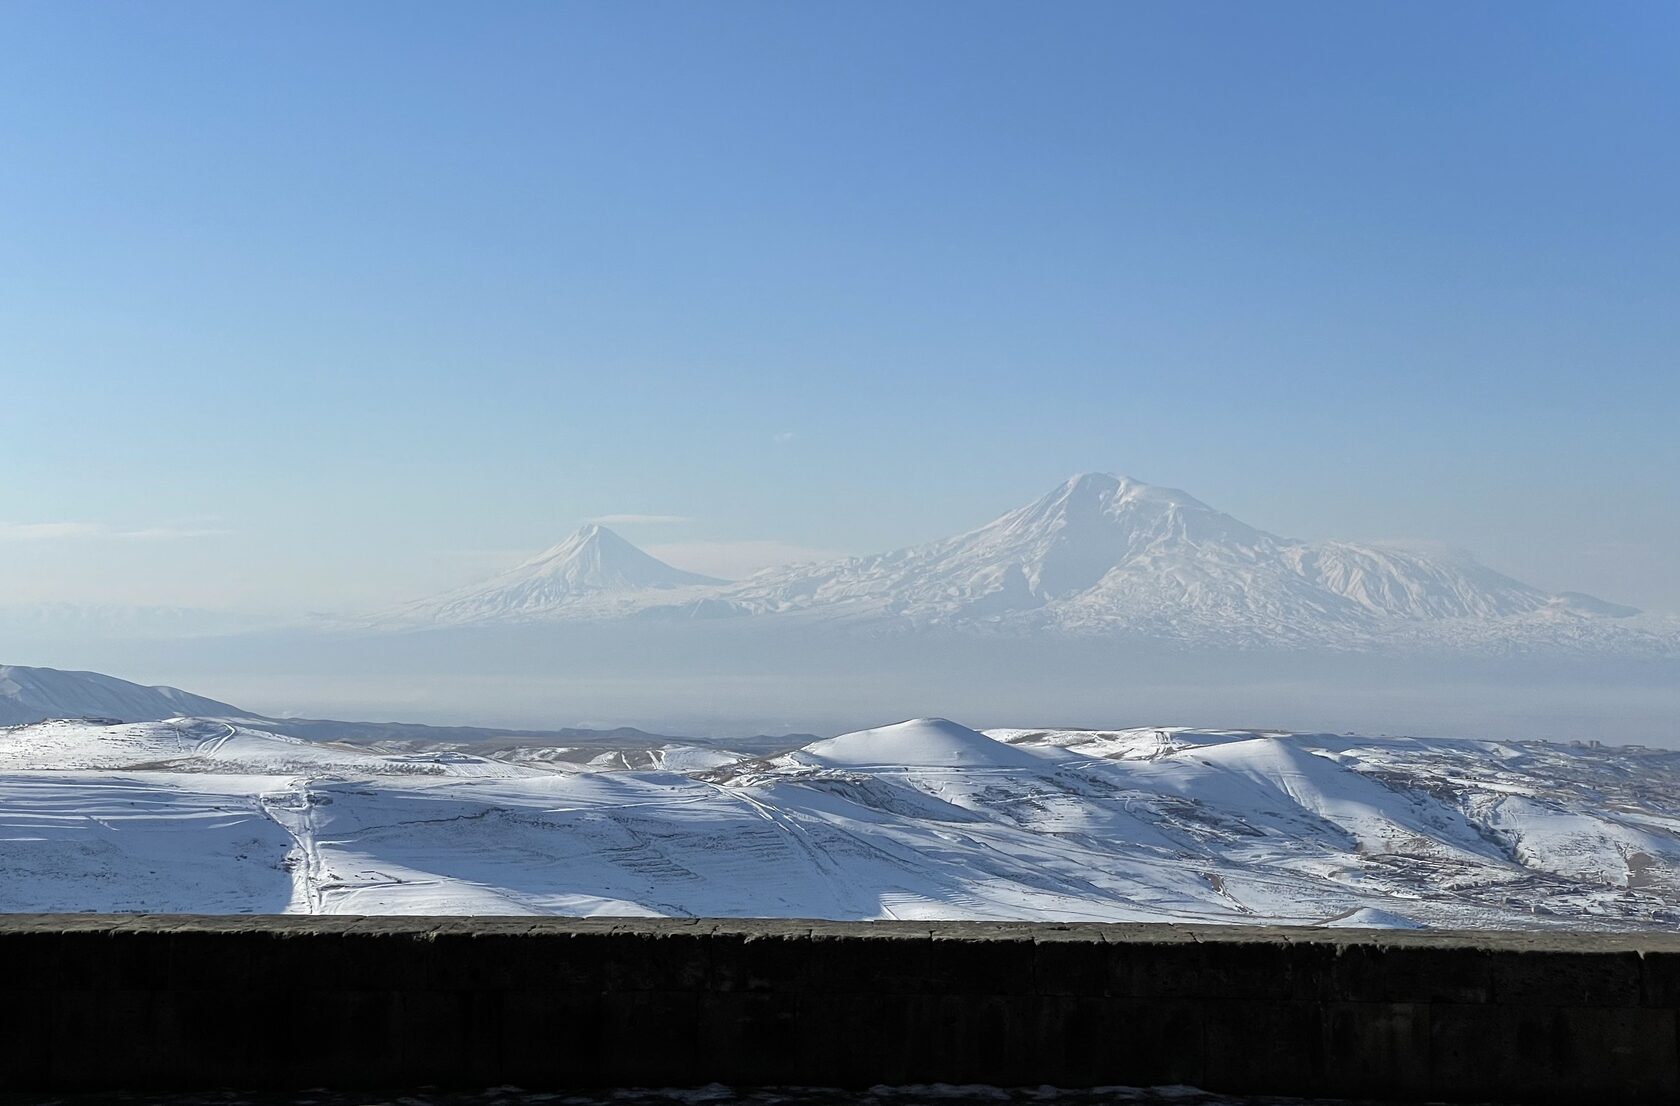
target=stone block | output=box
[708,928,809,993]
[1321,1001,1431,1101]
[1640,949,1680,1007]
[697,991,805,1082]
[806,928,937,993]
[1031,932,1110,996]
[600,989,702,1085]
[1489,948,1645,1006]
[1328,940,1494,1004]
[930,930,1035,995]
[1429,1002,1679,1104]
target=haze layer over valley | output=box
[14,473,1666,746]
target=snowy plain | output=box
[3,714,1677,928]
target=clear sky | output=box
[2,1,1676,614]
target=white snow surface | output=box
[795,718,1059,769]
[4,714,1679,927]
[0,664,246,726]
[377,474,1675,655]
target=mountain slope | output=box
[387,524,725,625]
[719,473,1644,646]
[0,664,249,726]
[4,715,1677,927]
[379,474,1666,654]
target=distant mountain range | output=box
[380,473,1673,655]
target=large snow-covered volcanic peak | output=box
[388,523,725,625]
[723,473,1615,640]
[0,664,248,726]
[377,474,1669,655]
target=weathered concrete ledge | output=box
[2,916,1677,1103]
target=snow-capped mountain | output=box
[386,523,725,626]
[724,474,1536,625]
[386,474,1666,654]
[0,664,249,726]
[720,473,1649,646]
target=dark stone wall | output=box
[2,916,1677,1103]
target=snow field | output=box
[1,715,1676,927]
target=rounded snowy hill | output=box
[3,705,1679,928]
[0,664,247,727]
[794,717,1057,769]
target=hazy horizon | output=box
[2,468,1676,621]
[2,3,1675,749]
[3,2,1677,618]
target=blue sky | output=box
[1,1,1676,612]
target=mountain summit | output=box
[949,472,1275,598]
[389,524,724,625]
[722,472,1634,642]
[510,525,722,593]
[380,476,1661,653]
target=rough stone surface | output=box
[0,916,1677,1102]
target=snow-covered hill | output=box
[795,717,1056,769]
[383,523,725,626]
[0,664,248,726]
[4,712,1677,926]
[384,474,1672,655]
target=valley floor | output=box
[2,716,1677,928]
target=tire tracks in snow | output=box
[259,777,326,913]
[711,781,902,919]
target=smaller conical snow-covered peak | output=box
[796,717,1053,769]
[386,523,725,626]
[500,523,721,590]
[519,522,617,565]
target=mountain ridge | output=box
[0,664,811,752]
[372,473,1670,655]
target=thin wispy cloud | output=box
[773,431,796,444]
[587,514,694,526]
[0,522,229,543]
